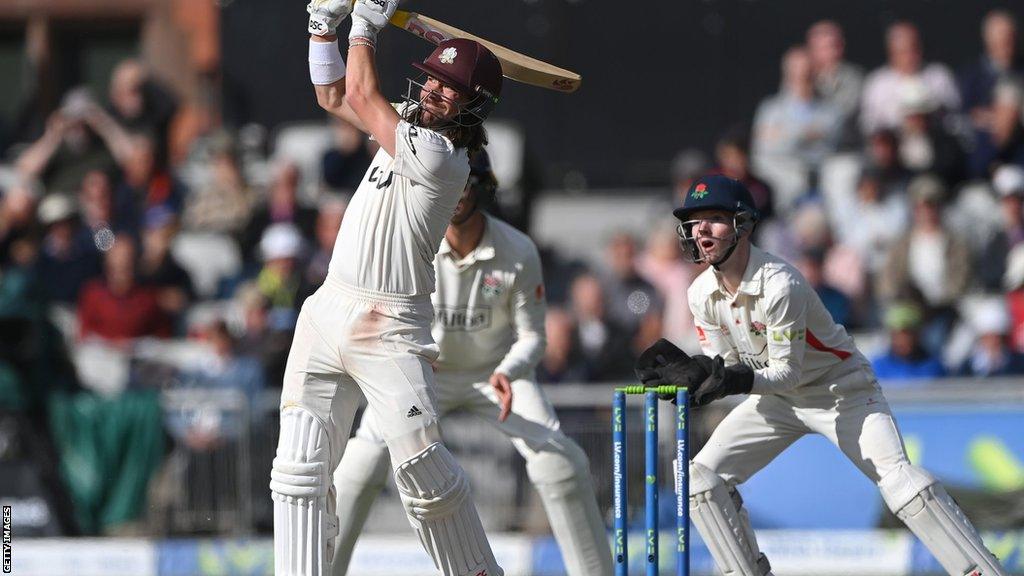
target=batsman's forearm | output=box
[314,81,346,112]
[344,45,381,110]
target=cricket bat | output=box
[389,9,582,93]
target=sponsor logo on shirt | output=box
[770,328,805,342]
[434,306,492,331]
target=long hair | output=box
[444,123,487,154]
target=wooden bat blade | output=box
[389,10,581,93]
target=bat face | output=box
[390,10,582,93]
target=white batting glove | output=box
[307,0,352,36]
[349,0,399,42]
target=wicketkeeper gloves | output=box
[634,338,754,407]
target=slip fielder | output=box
[271,0,507,574]
[637,174,1008,576]
[331,150,613,576]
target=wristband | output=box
[309,38,346,86]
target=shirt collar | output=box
[710,245,768,297]
[439,215,496,266]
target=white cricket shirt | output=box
[688,245,872,394]
[328,120,470,295]
[432,215,547,380]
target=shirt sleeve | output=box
[495,244,547,380]
[751,272,808,394]
[688,291,739,364]
[392,120,467,191]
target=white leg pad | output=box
[394,442,504,576]
[272,406,339,576]
[688,461,772,576]
[526,440,613,576]
[331,436,391,576]
[879,464,1009,576]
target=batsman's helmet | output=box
[673,174,760,265]
[412,39,503,126]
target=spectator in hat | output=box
[255,223,305,329]
[871,302,946,381]
[861,21,961,135]
[956,299,1024,377]
[878,174,971,353]
[77,236,171,344]
[978,165,1024,292]
[35,193,103,304]
[895,80,966,184]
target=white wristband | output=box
[309,38,346,86]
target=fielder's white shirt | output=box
[432,215,547,380]
[688,245,871,394]
[328,120,470,295]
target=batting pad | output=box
[331,436,391,576]
[526,443,613,576]
[880,464,1008,576]
[271,406,339,576]
[394,442,503,576]
[689,461,773,576]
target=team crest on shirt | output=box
[481,274,504,299]
[749,321,766,337]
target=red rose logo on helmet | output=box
[440,47,457,64]
[691,183,709,200]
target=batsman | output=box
[637,174,1009,576]
[331,150,612,576]
[272,0,507,574]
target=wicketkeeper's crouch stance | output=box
[636,174,1009,576]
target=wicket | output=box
[613,385,689,576]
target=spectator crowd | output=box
[1,10,1023,535]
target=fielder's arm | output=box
[494,244,547,381]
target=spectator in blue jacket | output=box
[872,302,946,382]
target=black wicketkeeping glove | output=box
[634,339,714,401]
[690,355,755,407]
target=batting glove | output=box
[349,0,399,42]
[307,0,352,36]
